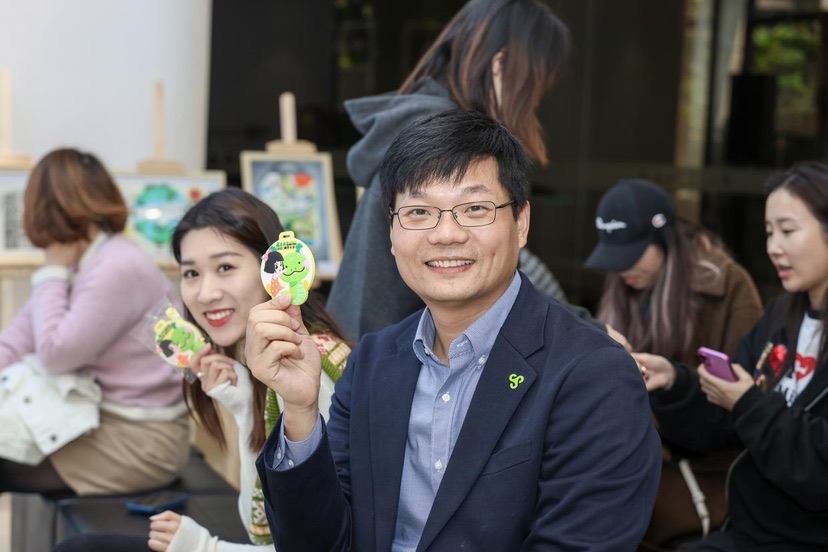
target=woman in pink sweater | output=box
[0,149,189,495]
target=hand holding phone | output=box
[697,347,737,382]
[126,491,189,516]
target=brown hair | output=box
[23,149,127,247]
[764,162,828,386]
[171,188,350,453]
[598,221,728,364]
[399,0,570,164]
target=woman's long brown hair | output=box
[171,188,349,452]
[399,0,570,164]
[764,162,828,386]
[598,221,727,364]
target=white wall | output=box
[0,0,211,172]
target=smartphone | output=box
[125,490,189,516]
[697,347,737,382]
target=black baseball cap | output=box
[584,179,676,272]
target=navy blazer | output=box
[256,274,661,551]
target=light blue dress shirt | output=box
[273,272,522,551]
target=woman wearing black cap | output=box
[585,178,763,548]
[586,178,762,367]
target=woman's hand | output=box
[44,240,88,267]
[632,352,677,392]
[606,324,632,352]
[191,345,237,393]
[698,362,754,411]
[148,510,181,552]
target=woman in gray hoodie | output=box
[327,0,602,341]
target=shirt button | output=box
[287,459,295,468]
[442,393,450,403]
[434,460,443,471]
[478,355,487,365]
[276,449,283,460]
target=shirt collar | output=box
[413,271,522,366]
[78,231,111,271]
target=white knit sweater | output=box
[166,360,339,551]
[167,363,269,552]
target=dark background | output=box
[205,0,828,311]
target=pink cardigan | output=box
[0,234,183,408]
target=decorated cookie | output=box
[260,231,315,305]
[153,306,208,368]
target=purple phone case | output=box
[697,347,737,382]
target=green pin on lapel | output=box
[509,373,525,389]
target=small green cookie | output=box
[260,231,316,305]
[153,306,207,368]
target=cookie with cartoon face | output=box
[153,307,207,368]
[260,231,315,305]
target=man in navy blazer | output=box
[248,110,661,551]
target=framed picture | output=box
[0,168,35,256]
[240,150,342,266]
[116,171,226,259]
[0,168,226,259]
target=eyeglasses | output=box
[390,200,515,230]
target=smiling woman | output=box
[178,227,268,346]
[161,189,350,550]
[52,189,352,552]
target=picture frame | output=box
[0,168,227,260]
[0,168,35,256]
[116,171,226,260]
[240,150,342,269]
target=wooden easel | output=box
[267,93,364,203]
[0,69,33,169]
[242,92,341,281]
[266,92,318,155]
[137,81,186,175]
[0,68,37,327]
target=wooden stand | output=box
[241,92,341,281]
[265,92,318,154]
[0,68,33,169]
[137,81,186,175]
[268,93,338,276]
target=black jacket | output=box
[650,299,828,550]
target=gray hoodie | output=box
[327,80,600,341]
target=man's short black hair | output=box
[379,110,532,218]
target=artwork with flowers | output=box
[241,151,341,264]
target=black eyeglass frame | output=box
[389,199,516,230]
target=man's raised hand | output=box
[245,294,322,441]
